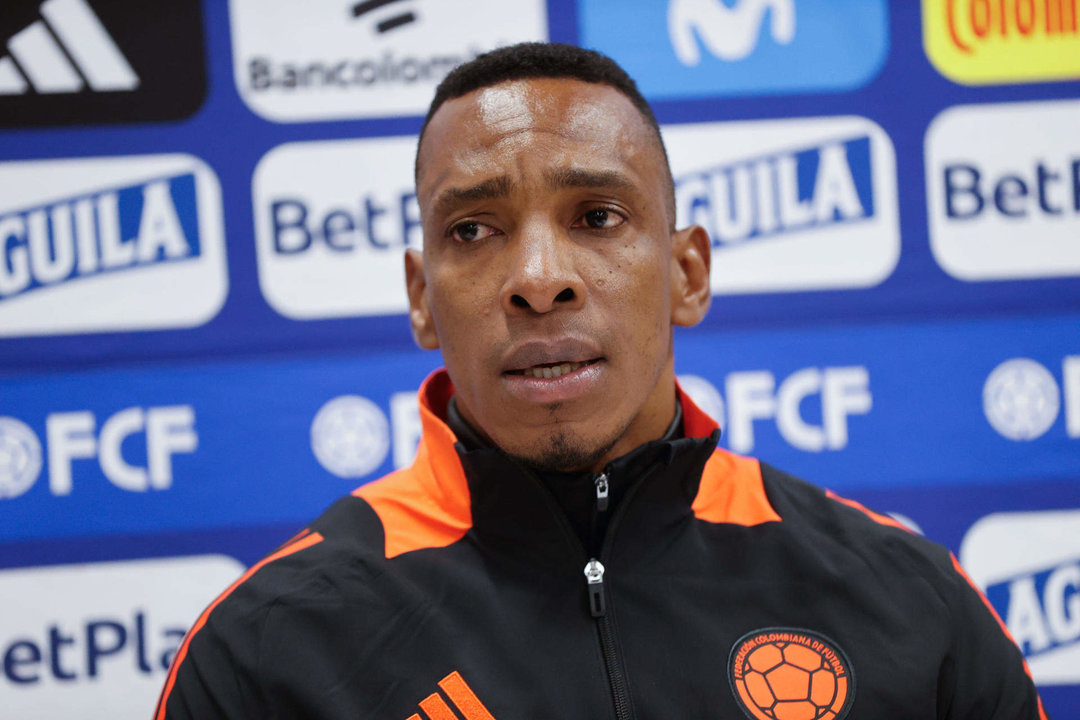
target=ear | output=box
[404,249,440,350]
[669,225,711,327]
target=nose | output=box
[500,221,586,315]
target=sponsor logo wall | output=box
[0,2,1077,718]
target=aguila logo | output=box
[728,627,855,720]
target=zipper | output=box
[584,558,606,617]
[507,456,641,720]
[583,464,657,720]
[594,472,609,512]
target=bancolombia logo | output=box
[926,99,1080,281]
[663,116,899,294]
[0,154,226,336]
[923,0,1080,84]
[228,0,547,122]
[960,509,1080,684]
[0,555,244,719]
[253,135,419,319]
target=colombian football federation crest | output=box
[729,628,855,720]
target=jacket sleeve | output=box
[941,554,1049,720]
[153,595,266,720]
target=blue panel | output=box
[579,0,889,99]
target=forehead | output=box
[416,77,664,204]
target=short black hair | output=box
[416,42,674,223]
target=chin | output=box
[509,428,619,474]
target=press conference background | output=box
[1,1,1078,717]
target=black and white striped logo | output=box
[0,0,138,95]
[0,0,206,126]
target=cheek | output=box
[592,243,672,361]
[427,265,501,352]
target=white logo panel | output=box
[0,154,227,337]
[663,116,899,294]
[0,555,244,719]
[253,135,418,318]
[229,0,548,122]
[961,510,1080,685]
[926,99,1080,281]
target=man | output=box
[156,43,1047,720]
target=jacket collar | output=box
[409,369,722,568]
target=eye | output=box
[575,207,626,230]
[448,220,500,243]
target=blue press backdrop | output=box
[0,1,1077,716]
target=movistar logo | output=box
[668,0,795,65]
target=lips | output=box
[509,359,604,379]
[501,339,604,378]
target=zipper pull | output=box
[594,472,609,512]
[584,558,606,618]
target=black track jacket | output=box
[156,370,1048,720]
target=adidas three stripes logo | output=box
[0,0,138,95]
[405,671,498,720]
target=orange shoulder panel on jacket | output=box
[691,449,781,526]
[354,464,471,559]
[353,370,472,559]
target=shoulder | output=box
[756,461,965,596]
[204,457,470,627]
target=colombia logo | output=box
[728,628,855,720]
[922,0,1080,84]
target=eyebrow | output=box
[431,168,636,218]
[545,167,635,192]
[432,176,513,218]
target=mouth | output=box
[504,358,603,380]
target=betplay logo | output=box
[229,0,547,122]
[0,555,243,719]
[923,0,1080,84]
[926,99,1080,281]
[663,116,899,294]
[0,154,226,336]
[253,135,418,318]
[961,509,1080,684]
[578,0,888,100]
[0,0,205,127]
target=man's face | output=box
[409,77,709,472]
